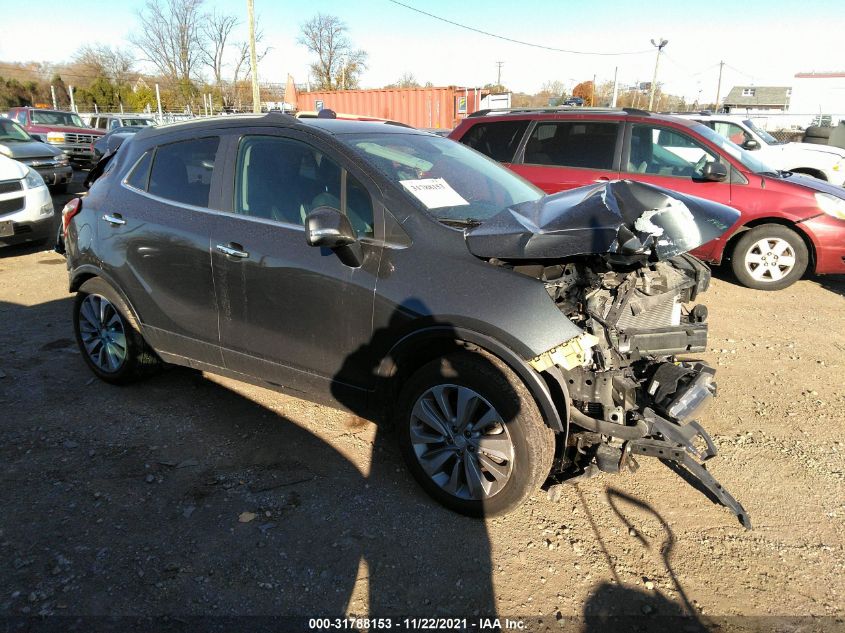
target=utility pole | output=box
[68,85,76,113]
[591,74,596,106]
[50,85,57,109]
[247,0,261,113]
[611,67,619,108]
[496,61,504,87]
[715,60,725,111]
[648,38,669,111]
[155,83,163,122]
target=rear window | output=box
[147,137,219,207]
[523,121,619,170]
[459,120,529,162]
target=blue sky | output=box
[0,0,841,101]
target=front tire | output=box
[731,224,809,290]
[73,277,161,384]
[397,350,555,517]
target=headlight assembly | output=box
[814,192,845,220]
[24,167,46,190]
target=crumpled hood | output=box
[464,180,741,260]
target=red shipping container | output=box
[296,86,488,130]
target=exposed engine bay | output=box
[467,180,750,528]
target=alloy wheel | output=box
[409,384,515,500]
[78,294,128,373]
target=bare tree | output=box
[226,28,269,109]
[298,13,367,91]
[384,72,419,89]
[131,0,205,86]
[200,10,239,86]
[74,45,136,86]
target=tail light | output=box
[61,198,82,238]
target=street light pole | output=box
[247,0,261,113]
[648,38,668,111]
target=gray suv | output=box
[62,114,749,526]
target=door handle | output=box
[102,213,126,226]
[216,243,249,259]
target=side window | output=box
[460,120,529,162]
[235,136,374,236]
[15,111,27,125]
[629,125,719,178]
[148,137,218,207]
[125,151,153,190]
[713,121,750,146]
[109,119,121,130]
[523,121,618,169]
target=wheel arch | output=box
[723,217,817,272]
[375,326,569,438]
[789,167,827,181]
[69,266,145,328]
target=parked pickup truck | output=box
[7,107,104,168]
[0,117,73,192]
[673,113,845,186]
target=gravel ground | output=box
[0,174,843,631]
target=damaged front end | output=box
[466,180,751,529]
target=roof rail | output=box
[621,107,651,116]
[468,106,653,118]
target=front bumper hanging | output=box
[625,409,751,529]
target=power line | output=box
[387,0,654,56]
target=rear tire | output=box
[396,350,555,517]
[73,277,161,384]
[731,224,809,290]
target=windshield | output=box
[692,123,778,175]
[120,118,154,127]
[0,119,32,142]
[31,110,86,128]
[345,133,543,222]
[742,119,781,145]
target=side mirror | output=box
[305,206,363,268]
[700,162,728,182]
[31,133,47,142]
[742,139,759,150]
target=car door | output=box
[458,120,531,168]
[622,122,734,261]
[100,135,223,366]
[207,130,380,401]
[622,123,732,205]
[509,119,622,193]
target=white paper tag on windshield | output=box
[400,178,469,209]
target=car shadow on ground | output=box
[577,486,710,632]
[0,295,497,620]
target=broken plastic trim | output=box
[528,333,599,372]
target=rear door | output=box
[207,130,381,400]
[509,119,622,193]
[100,135,223,365]
[457,120,531,168]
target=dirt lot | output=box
[0,178,843,631]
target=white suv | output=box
[0,154,55,247]
[675,113,845,186]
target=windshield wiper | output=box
[436,217,483,228]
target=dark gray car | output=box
[0,117,73,192]
[62,113,750,526]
